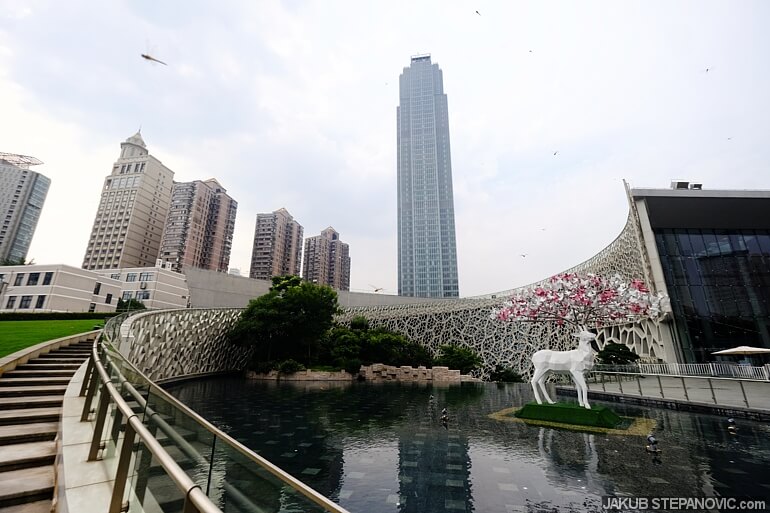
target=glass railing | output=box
[79,312,350,513]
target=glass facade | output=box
[655,228,770,362]
[397,55,459,298]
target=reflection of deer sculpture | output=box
[531,330,600,409]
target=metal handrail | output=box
[589,369,769,383]
[85,312,351,513]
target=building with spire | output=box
[0,152,50,263]
[302,227,351,290]
[249,208,303,280]
[159,178,237,273]
[397,55,459,297]
[82,131,174,270]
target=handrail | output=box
[590,369,769,383]
[83,311,351,513]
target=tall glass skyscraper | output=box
[397,55,459,298]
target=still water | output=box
[166,377,770,513]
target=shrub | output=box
[434,344,482,375]
[277,359,306,374]
[252,360,275,375]
[489,365,524,383]
[343,358,362,376]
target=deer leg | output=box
[531,368,545,404]
[571,370,590,409]
[538,372,555,404]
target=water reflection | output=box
[166,378,770,513]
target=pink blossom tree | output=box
[493,273,665,328]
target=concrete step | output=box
[0,441,56,472]
[0,499,53,513]
[0,387,66,398]
[0,466,53,507]
[0,378,71,388]
[0,423,57,446]
[0,408,60,426]
[0,396,62,411]
[1,370,76,378]
[15,363,82,370]
[34,355,87,361]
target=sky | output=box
[2,0,770,297]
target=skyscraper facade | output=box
[249,208,303,280]
[159,179,237,273]
[397,55,459,298]
[82,132,174,270]
[0,153,50,263]
[302,227,351,291]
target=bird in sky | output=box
[141,53,167,66]
[475,10,481,15]
[553,151,558,156]
[520,254,528,258]
[369,285,384,293]
[727,137,732,140]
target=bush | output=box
[277,359,306,374]
[597,343,640,365]
[489,365,525,383]
[252,360,275,374]
[343,358,362,376]
[434,344,482,375]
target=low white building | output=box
[0,264,121,312]
[95,265,189,310]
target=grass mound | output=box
[515,402,622,428]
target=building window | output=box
[27,273,40,286]
[19,295,32,309]
[93,282,101,295]
[126,273,137,282]
[6,296,16,308]
[42,272,53,285]
[139,272,154,282]
[105,293,113,304]
[13,274,24,286]
[138,291,150,300]
[88,303,96,313]
[122,291,132,300]
[110,273,121,280]
[35,295,46,309]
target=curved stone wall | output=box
[113,210,672,381]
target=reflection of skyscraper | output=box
[0,153,50,263]
[397,55,459,298]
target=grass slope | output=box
[0,320,102,358]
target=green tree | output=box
[116,298,146,313]
[1,257,34,266]
[228,276,339,366]
[434,344,482,375]
[596,342,640,365]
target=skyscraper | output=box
[397,55,459,297]
[159,178,237,273]
[249,208,303,280]
[302,227,351,290]
[82,131,174,270]
[0,153,50,263]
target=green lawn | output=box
[0,320,102,358]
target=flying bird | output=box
[553,151,558,156]
[141,53,167,66]
[520,254,528,258]
[369,285,384,293]
[475,10,481,15]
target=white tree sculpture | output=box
[492,273,665,408]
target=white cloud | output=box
[3,0,770,296]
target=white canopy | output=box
[711,346,770,355]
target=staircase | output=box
[0,340,93,513]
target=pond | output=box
[165,377,770,513]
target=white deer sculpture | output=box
[530,329,600,409]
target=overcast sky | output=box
[2,0,769,297]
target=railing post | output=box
[617,374,624,394]
[88,383,111,461]
[709,363,716,377]
[680,376,689,401]
[738,380,749,408]
[183,486,204,513]
[79,357,94,397]
[81,365,100,422]
[601,374,606,392]
[109,417,137,513]
[636,375,643,396]
[657,375,664,398]
[707,378,717,404]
